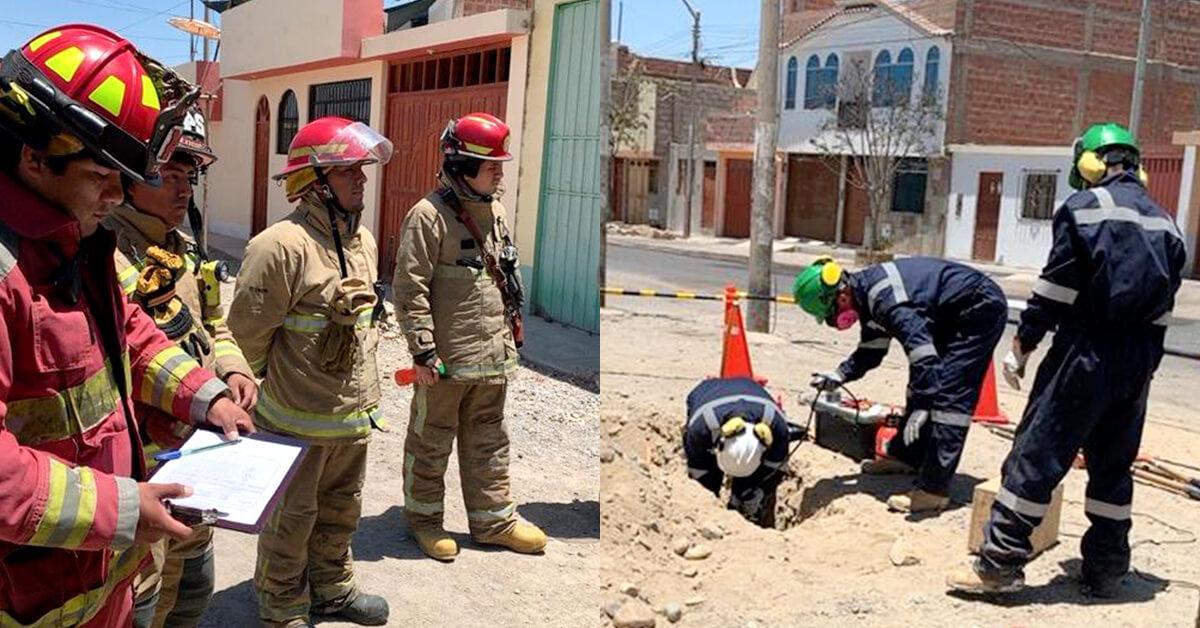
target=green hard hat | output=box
[1071,122,1140,190]
[793,258,842,321]
[1078,122,1139,154]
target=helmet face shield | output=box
[275,118,393,182]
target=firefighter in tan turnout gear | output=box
[106,107,258,628]
[228,117,392,628]
[393,112,546,561]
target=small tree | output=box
[811,56,943,256]
[608,58,651,158]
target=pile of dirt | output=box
[600,300,1200,628]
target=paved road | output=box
[608,241,1200,361]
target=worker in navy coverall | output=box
[684,377,792,528]
[794,256,1008,513]
[947,122,1186,597]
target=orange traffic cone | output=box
[720,284,755,379]
[972,362,1009,425]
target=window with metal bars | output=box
[276,89,298,155]
[1021,171,1058,220]
[308,79,372,125]
[388,45,512,94]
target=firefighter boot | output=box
[946,562,1025,594]
[411,528,458,562]
[473,520,548,554]
[887,489,950,513]
[313,593,389,626]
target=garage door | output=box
[378,45,510,278]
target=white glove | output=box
[1002,348,1028,391]
[810,371,843,392]
[903,409,929,446]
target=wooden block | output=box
[968,478,1062,557]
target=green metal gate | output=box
[532,0,600,333]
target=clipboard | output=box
[147,428,309,534]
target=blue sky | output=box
[613,0,762,69]
[0,1,222,67]
[0,0,763,70]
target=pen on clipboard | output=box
[154,438,241,462]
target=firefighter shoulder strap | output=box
[438,188,525,347]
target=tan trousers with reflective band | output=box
[132,524,214,628]
[404,381,515,537]
[254,439,367,623]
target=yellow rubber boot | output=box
[412,528,458,562]
[474,521,547,554]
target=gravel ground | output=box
[195,286,600,627]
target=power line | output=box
[116,0,191,32]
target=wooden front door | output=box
[842,170,867,246]
[701,161,716,230]
[723,158,753,238]
[251,96,270,237]
[785,155,837,240]
[973,172,1003,262]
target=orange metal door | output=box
[973,172,1003,262]
[723,158,752,238]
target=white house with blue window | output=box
[775,3,952,253]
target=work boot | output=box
[887,489,950,513]
[946,563,1025,594]
[473,521,548,554]
[313,593,389,626]
[412,528,459,562]
[860,457,916,475]
[1080,573,1126,599]
[262,619,314,628]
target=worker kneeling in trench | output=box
[683,377,794,527]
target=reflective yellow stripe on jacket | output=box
[255,390,380,438]
[6,356,130,447]
[117,265,138,296]
[442,358,520,380]
[281,309,376,333]
[0,545,148,628]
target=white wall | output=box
[1178,146,1197,273]
[945,147,1075,268]
[206,60,388,241]
[777,13,951,156]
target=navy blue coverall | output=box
[684,377,791,523]
[836,257,1008,495]
[980,171,1186,582]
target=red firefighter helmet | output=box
[274,116,393,180]
[440,112,512,162]
[0,23,199,183]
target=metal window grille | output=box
[388,45,512,94]
[276,90,298,154]
[309,78,372,125]
[1021,171,1058,220]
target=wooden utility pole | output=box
[600,0,612,307]
[1129,0,1151,139]
[747,0,780,332]
[681,0,700,238]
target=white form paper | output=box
[149,430,305,529]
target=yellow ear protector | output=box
[719,416,774,447]
[1077,150,1150,187]
[815,256,843,288]
[1077,150,1108,185]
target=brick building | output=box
[778,0,1200,270]
[611,45,754,232]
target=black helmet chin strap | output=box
[312,167,350,279]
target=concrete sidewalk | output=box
[208,231,599,380]
[609,232,1200,322]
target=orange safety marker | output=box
[720,284,755,380]
[971,362,1009,425]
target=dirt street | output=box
[600,293,1200,628]
[196,287,600,627]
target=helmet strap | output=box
[440,164,493,203]
[312,167,350,278]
